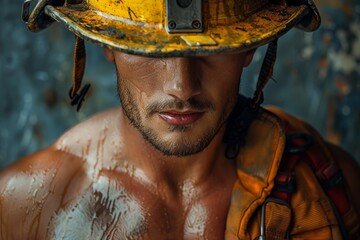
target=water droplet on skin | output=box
[42,191,50,201]
[36,201,43,208]
[33,189,38,198]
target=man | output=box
[0,0,359,239]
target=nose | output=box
[162,58,201,101]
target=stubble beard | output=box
[116,77,232,157]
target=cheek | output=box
[117,69,152,109]
[204,69,241,101]
[221,66,242,98]
[118,63,165,98]
[202,67,242,119]
[121,79,147,112]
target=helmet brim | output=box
[45,3,310,57]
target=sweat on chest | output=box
[47,174,222,239]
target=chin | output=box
[142,127,219,157]
[151,141,209,157]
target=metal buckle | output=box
[166,0,203,33]
[259,198,291,240]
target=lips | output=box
[158,111,204,125]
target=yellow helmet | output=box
[22,0,321,111]
[23,0,320,57]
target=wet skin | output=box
[2,51,360,240]
[0,50,255,239]
[109,50,254,157]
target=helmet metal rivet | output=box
[176,0,192,8]
[192,20,201,29]
[168,20,177,29]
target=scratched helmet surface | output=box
[25,0,320,57]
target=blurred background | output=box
[0,0,359,169]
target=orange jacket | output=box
[225,107,360,240]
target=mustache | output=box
[146,98,215,117]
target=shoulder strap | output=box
[265,109,352,240]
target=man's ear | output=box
[103,48,115,62]
[244,48,257,67]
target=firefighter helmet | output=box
[23,0,320,57]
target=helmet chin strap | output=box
[69,35,91,111]
[251,39,278,110]
[223,39,279,159]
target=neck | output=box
[119,111,236,193]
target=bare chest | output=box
[46,174,231,240]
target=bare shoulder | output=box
[0,107,124,193]
[0,147,88,239]
[0,107,124,205]
[54,107,125,170]
[0,108,123,239]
